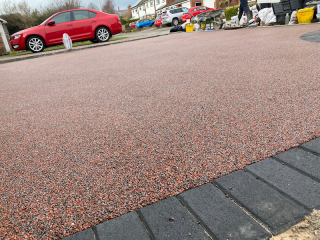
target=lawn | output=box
[1,37,128,57]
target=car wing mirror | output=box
[48,21,55,26]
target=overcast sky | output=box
[6,0,137,11]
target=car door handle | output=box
[67,24,72,27]
[91,21,96,23]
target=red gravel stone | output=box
[1,24,320,239]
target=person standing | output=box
[238,0,252,23]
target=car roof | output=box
[57,8,100,14]
[189,6,206,10]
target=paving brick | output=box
[62,228,95,240]
[178,183,271,240]
[301,137,320,155]
[214,170,309,235]
[95,211,150,240]
[274,148,320,181]
[245,158,320,210]
[138,196,209,240]
[300,30,320,43]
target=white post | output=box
[98,0,102,11]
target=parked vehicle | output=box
[10,9,122,53]
[162,7,189,26]
[182,6,214,22]
[129,22,136,28]
[136,19,155,28]
[154,15,162,27]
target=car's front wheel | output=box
[96,27,111,42]
[26,36,45,53]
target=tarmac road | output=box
[1,24,320,239]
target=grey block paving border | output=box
[62,137,320,240]
[300,30,320,43]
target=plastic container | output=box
[297,7,314,24]
[285,13,290,24]
[186,23,194,32]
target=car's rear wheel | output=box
[96,27,111,42]
[172,18,179,26]
[26,36,45,53]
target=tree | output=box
[87,2,98,10]
[102,0,115,14]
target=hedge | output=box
[225,6,239,20]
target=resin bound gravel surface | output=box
[1,24,320,239]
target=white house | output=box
[160,0,215,13]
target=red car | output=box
[154,15,162,27]
[10,9,122,53]
[129,22,136,28]
[182,6,214,22]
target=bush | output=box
[225,5,239,20]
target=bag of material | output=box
[289,11,298,24]
[258,8,272,24]
[194,23,200,31]
[297,7,314,24]
[63,33,72,51]
[240,15,248,25]
[264,9,276,25]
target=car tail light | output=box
[167,14,169,17]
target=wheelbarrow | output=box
[188,9,225,30]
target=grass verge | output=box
[1,37,128,57]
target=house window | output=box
[162,0,165,2]
[157,0,160,4]
[195,2,201,6]
[146,2,148,7]
[140,7,142,10]
[150,1,153,7]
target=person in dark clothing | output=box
[238,0,252,22]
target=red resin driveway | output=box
[1,24,320,239]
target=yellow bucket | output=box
[186,23,194,32]
[297,7,314,24]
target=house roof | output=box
[0,18,7,24]
[156,3,167,10]
[116,9,128,16]
[131,0,143,8]
[167,0,189,7]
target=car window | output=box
[182,7,188,12]
[169,10,174,14]
[50,12,71,24]
[88,11,97,18]
[192,8,198,12]
[73,10,89,20]
[198,7,207,10]
[156,16,161,19]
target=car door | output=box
[44,11,73,45]
[72,10,97,41]
[191,8,200,16]
[142,19,148,27]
